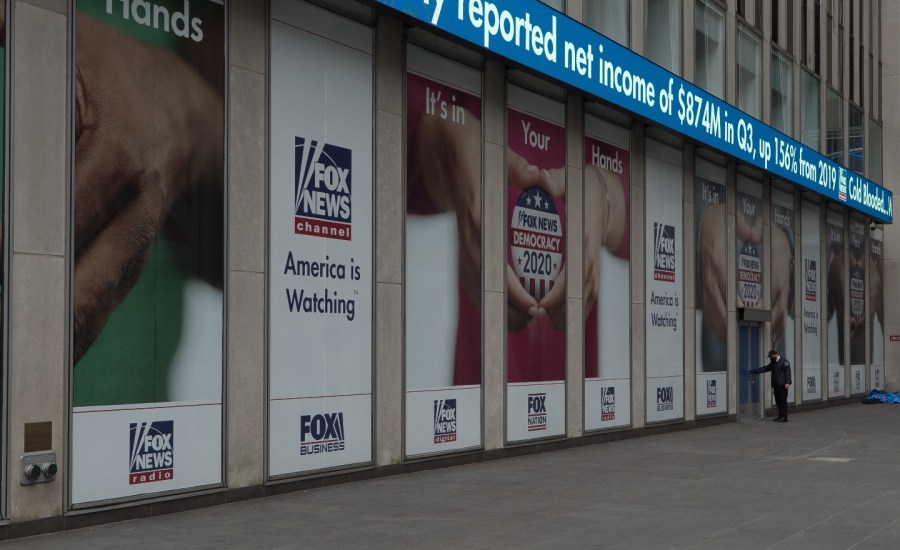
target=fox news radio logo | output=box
[294,137,352,241]
[129,421,174,485]
[706,380,717,408]
[527,393,547,431]
[600,387,615,421]
[433,399,457,443]
[653,222,676,282]
[656,386,674,411]
[300,412,346,455]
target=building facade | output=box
[0,0,897,535]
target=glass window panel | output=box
[584,0,630,46]
[868,120,882,183]
[771,49,794,135]
[801,69,821,150]
[646,0,682,74]
[737,25,762,119]
[848,105,863,174]
[826,87,843,163]
[695,0,725,98]
[540,0,565,12]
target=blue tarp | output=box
[863,389,900,404]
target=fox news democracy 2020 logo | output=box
[294,137,352,241]
[433,399,458,443]
[510,186,563,301]
[129,421,174,485]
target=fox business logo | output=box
[656,386,674,411]
[806,375,817,394]
[706,380,717,408]
[433,399,457,443]
[294,137,352,241]
[129,421,174,485]
[300,412,346,455]
[600,387,615,421]
[653,223,676,282]
[527,393,547,431]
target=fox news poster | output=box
[694,161,727,416]
[800,201,822,400]
[826,214,845,398]
[505,86,566,442]
[869,226,884,391]
[848,219,866,395]
[70,1,225,504]
[404,48,483,457]
[583,117,631,431]
[771,189,796,403]
[644,140,684,423]
[267,3,372,477]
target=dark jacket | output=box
[751,356,792,388]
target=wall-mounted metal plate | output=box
[20,452,57,486]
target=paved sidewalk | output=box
[3,404,899,549]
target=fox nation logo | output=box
[656,386,674,412]
[600,387,615,421]
[433,399,457,443]
[294,137,352,241]
[527,393,547,431]
[129,421,174,485]
[653,223,676,282]
[300,412,346,455]
[706,380,718,408]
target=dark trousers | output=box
[773,386,788,418]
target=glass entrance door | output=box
[738,323,764,421]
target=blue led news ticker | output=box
[374,0,893,223]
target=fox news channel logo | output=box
[656,386,674,411]
[804,259,818,300]
[706,380,717,408]
[527,393,547,431]
[129,421,174,485]
[294,137,352,241]
[653,222,676,282]
[300,412,346,455]
[433,399,458,443]
[600,387,615,421]
[806,375,817,394]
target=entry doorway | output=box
[738,322,764,421]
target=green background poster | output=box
[73,0,224,407]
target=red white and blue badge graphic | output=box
[294,137,352,240]
[510,186,563,301]
[433,399,457,443]
[129,421,174,485]
[738,240,762,307]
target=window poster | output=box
[71,0,226,504]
